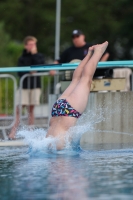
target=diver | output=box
[46,41,109,150]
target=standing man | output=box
[55,30,109,80]
[8,36,45,139]
[56,29,92,64]
[54,30,93,81]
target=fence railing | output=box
[0,74,17,127]
[0,60,133,73]
[0,74,17,139]
[0,71,64,139]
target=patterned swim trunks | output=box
[51,99,81,118]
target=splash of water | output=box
[16,97,132,157]
[17,127,57,156]
[16,106,106,157]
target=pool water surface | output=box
[1,104,133,200]
[0,145,133,200]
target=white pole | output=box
[55,0,61,60]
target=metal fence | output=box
[0,71,63,139]
[0,74,17,139]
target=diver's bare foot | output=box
[89,46,95,51]
[94,41,108,54]
[87,46,94,58]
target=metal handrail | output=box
[0,61,133,73]
[0,74,17,129]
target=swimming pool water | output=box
[0,145,133,200]
[1,102,133,200]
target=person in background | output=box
[55,29,92,64]
[53,30,110,94]
[54,30,109,81]
[55,29,109,64]
[8,36,45,139]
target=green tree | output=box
[0,0,133,60]
[0,0,56,58]
[0,22,23,67]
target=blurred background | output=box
[0,0,133,141]
[0,0,133,67]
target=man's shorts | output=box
[16,88,41,106]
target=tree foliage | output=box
[0,22,23,66]
[0,0,133,62]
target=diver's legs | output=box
[66,41,108,113]
[59,47,94,99]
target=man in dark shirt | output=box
[57,30,92,63]
[54,30,92,81]
[17,39,44,89]
[55,30,110,80]
[57,29,92,63]
[9,36,45,139]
